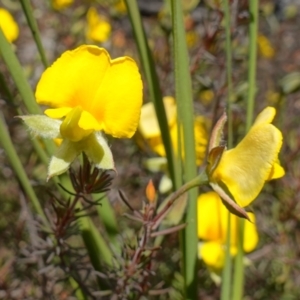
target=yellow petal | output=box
[0,8,19,43]
[268,160,285,180]
[243,213,259,252]
[139,96,177,138]
[60,107,93,142]
[86,8,111,43]
[78,110,102,131]
[199,241,225,270]
[211,123,283,207]
[45,107,72,119]
[93,56,143,138]
[36,45,143,138]
[197,191,228,242]
[52,0,73,10]
[252,106,276,127]
[36,46,111,109]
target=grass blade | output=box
[170,0,198,297]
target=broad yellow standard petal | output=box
[36,45,143,138]
[0,8,19,43]
[210,107,284,207]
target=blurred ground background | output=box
[1,0,300,299]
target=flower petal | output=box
[78,110,102,131]
[243,213,259,252]
[139,97,177,138]
[45,107,72,119]
[36,46,111,110]
[91,56,143,138]
[252,106,275,127]
[211,123,283,207]
[0,8,19,43]
[199,241,225,270]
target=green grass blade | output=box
[0,27,55,156]
[233,1,259,299]
[124,0,178,189]
[170,0,198,297]
[96,194,119,236]
[20,0,49,68]
[0,112,49,227]
[246,0,258,128]
[0,27,40,114]
[221,0,234,298]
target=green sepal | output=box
[83,132,114,170]
[19,115,61,139]
[48,139,79,180]
[208,111,227,152]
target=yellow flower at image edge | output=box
[0,8,19,42]
[21,45,143,179]
[52,0,73,10]
[197,191,259,271]
[86,7,111,43]
[208,107,284,212]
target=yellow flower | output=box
[258,34,275,59]
[52,0,73,10]
[86,7,111,43]
[0,8,19,43]
[139,96,208,166]
[208,107,284,209]
[22,45,143,179]
[113,0,127,14]
[197,191,259,270]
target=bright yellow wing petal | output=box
[212,123,283,207]
[93,56,143,138]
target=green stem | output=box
[124,0,178,189]
[0,112,49,227]
[221,0,234,298]
[246,0,258,129]
[20,0,49,68]
[233,1,259,300]
[170,0,199,297]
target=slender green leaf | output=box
[170,0,198,297]
[20,0,49,68]
[221,0,234,298]
[0,111,49,227]
[125,0,178,189]
[0,27,55,155]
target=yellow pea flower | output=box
[139,96,208,166]
[0,8,19,43]
[197,191,259,271]
[258,34,275,59]
[86,7,111,43]
[208,107,284,210]
[51,0,73,10]
[21,45,143,179]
